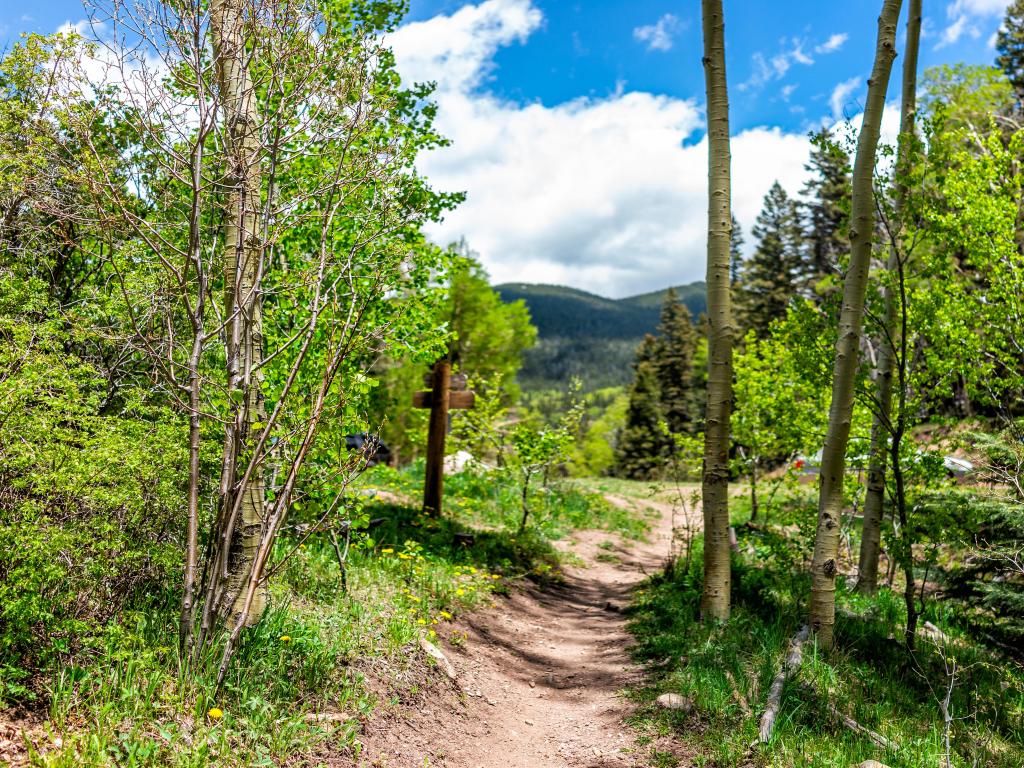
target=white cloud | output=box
[388,0,819,297]
[740,38,813,92]
[390,0,542,93]
[939,0,1008,49]
[829,76,861,121]
[632,14,682,53]
[815,33,848,54]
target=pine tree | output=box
[730,214,744,284]
[656,288,698,435]
[736,181,802,335]
[615,335,672,479]
[800,129,851,298]
[997,0,1024,98]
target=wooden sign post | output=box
[413,361,475,517]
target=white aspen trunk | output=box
[857,0,922,595]
[808,0,903,649]
[700,0,734,621]
[210,0,267,628]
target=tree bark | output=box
[700,0,735,622]
[211,0,267,628]
[809,0,903,649]
[857,0,922,596]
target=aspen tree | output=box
[700,0,734,621]
[808,0,903,648]
[209,0,268,628]
[857,0,923,595]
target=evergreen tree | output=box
[730,213,744,284]
[656,288,698,435]
[997,0,1024,99]
[615,335,672,479]
[736,181,802,334]
[800,129,851,298]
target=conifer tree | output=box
[656,288,699,435]
[736,181,802,335]
[997,0,1024,98]
[616,335,671,479]
[800,129,851,297]
[730,214,744,284]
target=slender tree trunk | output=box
[808,0,903,649]
[750,458,759,523]
[700,0,734,621]
[857,0,922,595]
[211,0,267,628]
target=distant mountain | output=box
[496,282,706,391]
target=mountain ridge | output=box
[495,281,707,390]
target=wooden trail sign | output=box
[413,360,475,516]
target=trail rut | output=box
[356,493,690,768]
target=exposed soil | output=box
[355,493,692,768]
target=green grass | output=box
[23,463,634,767]
[625,496,1024,768]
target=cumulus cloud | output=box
[829,76,861,121]
[389,0,819,297]
[632,14,683,53]
[938,0,1008,48]
[815,33,848,54]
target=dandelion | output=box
[439,610,452,620]
[398,553,412,560]
[381,548,394,554]
[491,574,500,580]
[280,635,292,643]
[455,588,465,596]
[208,707,224,720]
[417,618,426,625]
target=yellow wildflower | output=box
[280,635,292,643]
[455,588,465,596]
[417,618,426,625]
[381,548,394,554]
[439,610,452,620]
[207,707,224,720]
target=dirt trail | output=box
[357,493,688,768]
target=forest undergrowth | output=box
[625,486,1024,768]
[5,465,625,767]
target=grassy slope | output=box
[26,465,644,767]
[617,483,1024,768]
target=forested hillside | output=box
[495,282,706,389]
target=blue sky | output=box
[0,1,1013,295]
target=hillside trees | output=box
[808,0,903,650]
[52,0,457,674]
[736,181,802,334]
[656,288,699,435]
[997,0,1024,99]
[373,248,537,462]
[700,0,735,621]
[801,129,851,298]
[616,335,673,479]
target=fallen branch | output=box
[826,701,897,751]
[758,625,810,743]
[724,669,751,715]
